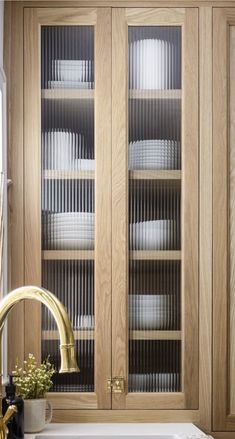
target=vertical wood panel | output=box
[230,25,235,416]
[112,7,128,410]
[199,6,212,432]
[181,8,199,409]
[24,8,41,361]
[112,7,199,410]
[4,1,25,371]
[95,7,112,409]
[213,7,228,431]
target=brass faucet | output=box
[0,286,80,438]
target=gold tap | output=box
[0,286,80,438]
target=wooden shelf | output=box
[130,330,181,341]
[129,89,181,100]
[42,250,95,261]
[41,89,94,100]
[42,330,94,341]
[42,329,180,341]
[129,170,181,181]
[43,170,180,181]
[43,170,95,180]
[41,88,182,100]
[130,250,181,260]
[41,89,180,101]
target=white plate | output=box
[74,314,95,329]
[53,60,93,82]
[47,213,94,221]
[74,159,95,171]
[48,80,93,89]
[129,373,179,391]
[48,238,94,250]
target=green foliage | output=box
[12,353,55,399]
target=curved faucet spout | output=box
[0,286,79,373]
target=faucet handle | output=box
[3,405,18,424]
[0,405,18,439]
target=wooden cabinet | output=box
[6,1,235,435]
[23,7,112,410]
[18,4,200,414]
[213,7,235,433]
[112,7,198,410]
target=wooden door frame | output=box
[23,6,112,410]
[213,6,235,432]
[5,0,213,428]
[112,6,199,410]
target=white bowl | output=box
[129,294,173,329]
[42,131,85,170]
[129,39,180,90]
[130,220,177,250]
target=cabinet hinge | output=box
[107,377,125,394]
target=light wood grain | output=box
[37,8,97,24]
[42,89,94,100]
[129,170,181,181]
[126,393,185,410]
[24,8,41,362]
[11,0,235,6]
[129,89,181,100]
[4,1,25,372]
[212,434,235,439]
[42,330,94,340]
[111,7,128,411]
[226,415,235,430]
[199,6,213,433]
[126,8,185,24]
[94,7,112,409]
[229,25,235,417]
[130,330,181,340]
[48,393,98,410]
[212,7,229,432]
[112,6,198,412]
[43,170,95,180]
[42,250,95,260]
[51,408,199,423]
[6,0,211,423]
[181,8,199,409]
[23,6,112,411]
[130,250,181,260]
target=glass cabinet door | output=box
[112,8,199,409]
[24,8,112,409]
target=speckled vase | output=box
[24,398,52,433]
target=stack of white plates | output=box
[129,373,180,392]
[48,80,93,89]
[75,315,95,330]
[129,294,171,330]
[49,59,93,89]
[42,131,95,171]
[129,39,180,89]
[129,140,180,170]
[44,212,95,250]
[130,220,177,250]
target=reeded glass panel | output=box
[128,27,182,393]
[41,26,95,392]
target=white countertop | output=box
[25,423,211,439]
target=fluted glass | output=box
[128,26,182,393]
[41,26,94,392]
